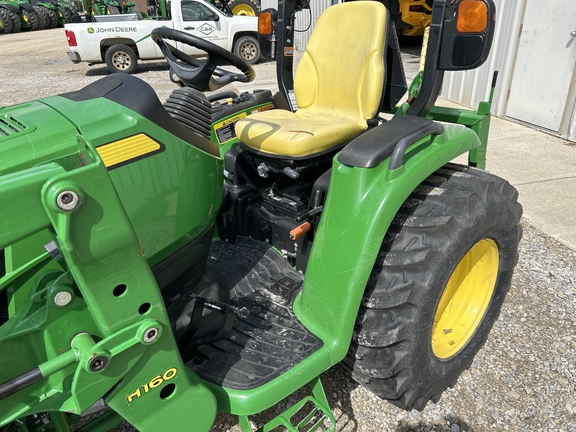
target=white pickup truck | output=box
[65,0,260,74]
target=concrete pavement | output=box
[482,115,576,251]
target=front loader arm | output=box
[0,164,65,252]
[0,137,217,430]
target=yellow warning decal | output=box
[97,133,163,169]
[213,112,247,145]
[214,112,247,130]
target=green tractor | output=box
[0,0,521,431]
[144,0,259,19]
[0,1,42,32]
[216,0,260,16]
[19,0,77,28]
[91,0,142,18]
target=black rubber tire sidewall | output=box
[233,35,260,65]
[105,44,138,74]
[22,9,39,31]
[0,8,14,34]
[9,10,20,33]
[46,9,58,29]
[33,6,49,29]
[344,163,523,411]
[107,4,120,14]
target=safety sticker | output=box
[251,104,275,114]
[213,112,247,145]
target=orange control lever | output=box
[289,222,311,240]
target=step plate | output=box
[186,237,323,390]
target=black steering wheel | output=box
[151,27,255,92]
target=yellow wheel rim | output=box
[431,238,499,359]
[232,4,256,16]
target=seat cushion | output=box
[235,1,388,158]
[235,109,365,157]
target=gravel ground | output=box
[1,29,575,432]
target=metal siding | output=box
[260,0,278,11]
[294,0,336,51]
[569,102,576,141]
[440,0,526,116]
[259,0,338,50]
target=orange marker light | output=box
[258,11,273,35]
[457,0,488,33]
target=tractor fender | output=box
[19,3,35,12]
[0,4,18,14]
[293,121,482,363]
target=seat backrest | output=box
[294,1,388,126]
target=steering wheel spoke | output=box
[152,27,255,92]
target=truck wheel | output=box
[0,8,14,33]
[343,163,522,411]
[233,35,260,64]
[33,6,49,29]
[228,0,260,16]
[21,9,39,31]
[105,44,138,74]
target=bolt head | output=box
[54,291,72,307]
[143,328,159,343]
[89,356,109,372]
[57,191,80,211]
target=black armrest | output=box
[337,115,444,169]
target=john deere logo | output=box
[87,27,95,34]
[197,23,215,36]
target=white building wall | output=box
[259,0,338,51]
[440,0,526,116]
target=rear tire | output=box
[343,163,522,411]
[8,10,20,33]
[46,8,58,28]
[33,6,49,29]
[107,4,120,14]
[228,0,259,16]
[21,9,39,31]
[0,8,14,34]
[58,6,72,23]
[233,35,260,64]
[105,44,138,74]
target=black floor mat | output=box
[185,237,323,390]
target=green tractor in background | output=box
[217,0,260,16]
[143,0,259,19]
[0,0,522,431]
[0,1,41,32]
[26,0,77,27]
[0,0,77,33]
[90,0,142,18]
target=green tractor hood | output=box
[0,101,81,177]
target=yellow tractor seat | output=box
[235,1,388,158]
